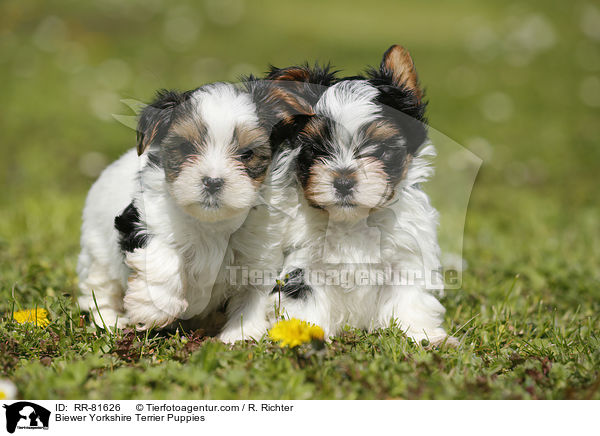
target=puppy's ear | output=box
[267,82,315,150]
[269,113,314,150]
[243,75,315,128]
[260,63,339,149]
[379,45,422,101]
[267,63,338,107]
[136,90,186,155]
[244,74,317,151]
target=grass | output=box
[1,0,599,399]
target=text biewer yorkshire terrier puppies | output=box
[222,45,454,345]
[77,81,281,330]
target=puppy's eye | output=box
[171,140,196,156]
[239,148,254,161]
[381,151,394,161]
[379,147,403,162]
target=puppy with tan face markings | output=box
[77,80,283,330]
[220,46,457,346]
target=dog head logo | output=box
[2,402,50,433]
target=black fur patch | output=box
[146,150,162,168]
[271,268,312,300]
[295,117,334,189]
[364,68,427,123]
[136,89,193,155]
[364,67,428,156]
[358,121,408,184]
[161,137,199,182]
[114,202,150,253]
[232,125,271,181]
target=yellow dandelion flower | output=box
[268,318,324,348]
[12,308,50,327]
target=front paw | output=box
[428,335,459,348]
[413,331,459,348]
[124,293,188,330]
[218,324,267,344]
[90,308,130,331]
[218,328,245,344]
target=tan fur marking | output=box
[138,122,160,155]
[170,118,204,145]
[235,125,268,150]
[364,121,399,142]
[383,45,422,100]
[302,118,326,139]
[275,68,311,82]
[234,125,270,182]
[268,87,314,118]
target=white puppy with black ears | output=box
[222,46,456,346]
[77,81,278,330]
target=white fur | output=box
[316,81,381,169]
[78,83,266,330]
[220,80,451,345]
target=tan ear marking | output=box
[382,45,422,99]
[136,137,145,156]
[275,67,311,82]
[137,122,158,156]
[269,86,315,118]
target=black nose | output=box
[333,176,356,197]
[202,177,224,194]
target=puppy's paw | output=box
[428,335,459,348]
[89,308,130,331]
[218,329,244,344]
[128,310,179,331]
[218,324,266,344]
[123,277,189,331]
[407,328,459,349]
[124,295,188,331]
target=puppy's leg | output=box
[219,288,271,343]
[375,284,456,346]
[123,238,188,329]
[77,249,129,329]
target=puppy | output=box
[223,46,454,345]
[77,81,277,330]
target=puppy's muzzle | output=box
[202,176,225,195]
[333,175,356,198]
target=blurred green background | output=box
[2,0,599,319]
[0,0,599,399]
[2,0,598,294]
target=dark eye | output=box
[381,150,394,161]
[239,148,254,161]
[171,140,196,156]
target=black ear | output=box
[136,89,187,156]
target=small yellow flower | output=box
[268,318,324,348]
[0,379,17,400]
[12,308,50,327]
